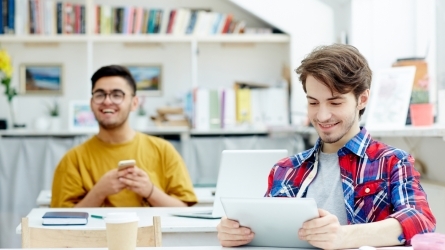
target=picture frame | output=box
[68,100,99,132]
[126,64,162,96]
[19,64,63,95]
[365,66,416,130]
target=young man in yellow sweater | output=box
[51,65,197,207]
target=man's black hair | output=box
[91,65,137,94]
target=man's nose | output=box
[103,94,113,104]
[316,106,332,122]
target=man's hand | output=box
[94,169,128,198]
[118,166,153,198]
[216,216,254,247]
[298,209,344,250]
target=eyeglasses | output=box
[91,90,128,104]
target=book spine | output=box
[80,5,85,34]
[7,0,13,33]
[166,9,175,34]
[154,9,162,33]
[55,2,61,34]
[2,0,7,33]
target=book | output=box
[42,211,89,225]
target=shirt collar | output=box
[308,127,372,159]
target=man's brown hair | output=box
[295,44,372,118]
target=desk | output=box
[17,207,220,247]
[36,187,216,207]
[0,246,415,250]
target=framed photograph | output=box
[20,64,63,95]
[126,65,162,96]
[365,66,416,130]
[68,100,99,132]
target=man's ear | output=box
[131,95,139,111]
[358,89,369,110]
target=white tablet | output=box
[220,197,319,248]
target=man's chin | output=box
[98,121,122,130]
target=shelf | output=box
[91,34,192,43]
[0,35,88,43]
[190,128,268,135]
[0,127,189,137]
[367,125,445,138]
[0,34,290,44]
[195,34,290,43]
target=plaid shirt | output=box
[266,127,436,244]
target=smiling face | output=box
[90,76,138,130]
[306,75,368,152]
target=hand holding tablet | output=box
[220,197,319,248]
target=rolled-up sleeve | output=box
[388,154,436,244]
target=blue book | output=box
[7,0,13,33]
[42,211,89,225]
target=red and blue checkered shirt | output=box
[266,127,436,244]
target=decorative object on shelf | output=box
[126,65,162,96]
[151,106,189,127]
[19,63,63,95]
[68,100,98,132]
[392,59,433,126]
[0,48,25,129]
[46,98,61,130]
[365,66,416,130]
[135,96,149,130]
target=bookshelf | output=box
[0,0,294,133]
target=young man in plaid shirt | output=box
[217,44,436,249]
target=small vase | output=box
[49,117,61,130]
[410,103,434,126]
[136,116,148,131]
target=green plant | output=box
[137,96,147,116]
[46,99,59,117]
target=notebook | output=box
[221,197,318,248]
[42,211,89,225]
[172,149,288,219]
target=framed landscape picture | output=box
[20,64,63,95]
[126,65,162,96]
[68,100,99,132]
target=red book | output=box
[166,9,176,34]
[222,14,233,34]
[74,5,81,34]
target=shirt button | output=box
[365,188,370,193]
[280,189,285,194]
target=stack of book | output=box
[4,0,87,35]
[187,83,289,130]
[94,6,248,35]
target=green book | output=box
[209,90,221,129]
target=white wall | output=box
[350,0,437,105]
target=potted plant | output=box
[136,96,148,130]
[409,69,433,126]
[0,48,18,129]
[47,98,61,130]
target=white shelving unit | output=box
[0,0,292,133]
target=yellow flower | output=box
[0,49,12,78]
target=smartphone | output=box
[117,159,136,171]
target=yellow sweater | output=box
[51,132,197,207]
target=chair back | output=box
[21,216,162,248]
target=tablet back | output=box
[212,149,288,217]
[221,197,319,248]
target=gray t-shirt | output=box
[306,151,348,225]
